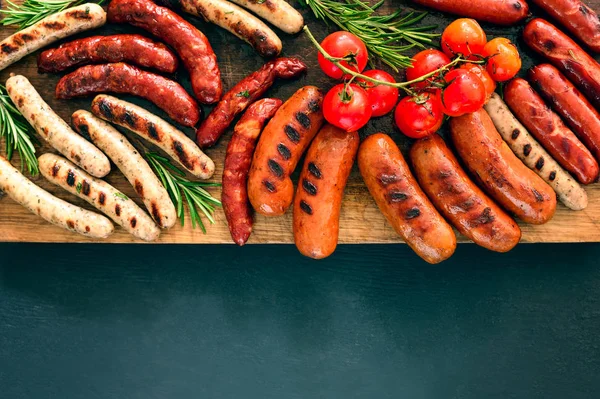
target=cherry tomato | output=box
[459,63,496,101]
[318,31,368,80]
[323,83,372,131]
[440,69,486,117]
[394,93,444,139]
[483,37,521,82]
[356,70,399,117]
[406,49,451,90]
[441,18,487,59]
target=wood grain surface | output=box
[1,0,600,243]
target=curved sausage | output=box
[91,95,214,179]
[485,93,588,211]
[6,75,110,178]
[450,109,557,225]
[223,98,282,246]
[108,0,221,104]
[39,153,160,242]
[228,0,304,34]
[358,133,456,264]
[248,86,324,216]
[38,34,179,74]
[55,63,200,127]
[293,125,359,259]
[411,0,528,25]
[71,110,177,229]
[503,78,599,184]
[196,57,307,148]
[524,18,600,109]
[0,3,106,72]
[0,155,114,238]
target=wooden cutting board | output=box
[1,0,600,243]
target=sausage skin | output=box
[504,78,599,184]
[358,133,456,264]
[223,98,282,246]
[410,134,521,252]
[293,125,360,259]
[248,86,324,216]
[450,109,557,225]
[196,57,307,148]
[411,0,528,25]
[228,0,304,34]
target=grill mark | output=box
[268,159,283,177]
[473,207,495,225]
[300,200,313,215]
[284,125,300,143]
[535,157,545,170]
[66,220,75,229]
[302,179,317,196]
[388,190,408,202]
[66,170,76,187]
[277,143,291,160]
[20,33,33,42]
[523,144,532,156]
[98,192,106,205]
[0,43,17,55]
[308,100,320,113]
[173,140,192,169]
[82,180,91,196]
[148,122,160,140]
[130,217,137,228]
[308,162,322,179]
[76,122,89,136]
[461,199,475,211]
[439,170,452,179]
[67,8,94,20]
[122,110,137,126]
[134,180,144,196]
[511,129,520,140]
[98,100,113,119]
[512,1,522,10]
[549,171,557,181]
[42,21,66,30]
[532,188,545,202]
[543,40,556,52]
[115,204,121,216]
[151,202,161,224]
[378,174,399,186]
[295,112,311,129]
[405,208,421,219]
[51,164,60,177]
[263,180,276,192]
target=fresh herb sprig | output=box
[146,152,221,232]
[0,85,38,176]
[0,0,105,30]
[301,0,438,71]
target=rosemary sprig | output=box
[146,152,221,232]
[0,0,105,30]
[301,0,438,71]
[0,85,39,176]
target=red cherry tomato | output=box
[459,63,496,101]
[440,69,486,117]
[323,83,372,131]
[483,37,521,82]
[356,70,399,117]
[394,93,444,139]
[441,18,487,59]
[318,31,368,80]
[406,49,451,90]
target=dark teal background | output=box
[1,243,600,398]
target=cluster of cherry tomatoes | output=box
[317,19,522,138]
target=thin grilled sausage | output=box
[503,78,599,184]
[38,34,179,74]
[524,18,600,109]
[196,57,307,148]
[223,98,282,246]
[39,153,160,242]
[228,0,304,34]
[411,0,528,25]
[485,93,588,211]
[6,75,110,178]
[410,134,521,252]
[0,3,106,72]
[108,0,221,104]
[358,133,456,264]
[71,110,177,229]
[55,63,200,127]
[0,155,113,238]
[450,109,557,225]
[293,125,359,259]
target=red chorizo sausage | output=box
[293,125,359,259]
[503,78,599,184]
[358,133,456,264]
[196,57,307,148]
[411,0,528,25]
[223,98,282,246]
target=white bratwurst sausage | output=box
[228,0,304,34]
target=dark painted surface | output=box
[1,243,600,398]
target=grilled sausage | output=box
[529,0,600,53]
[410,134,521,252]
[228,0,304,34]
[358,133,456,264]
[293,125,359,259]
[6,75,110,178]
[55,63,200,127]
[503,78,599,184]
[524,18,600,109]
[72,110,177,229]
[223,98,282,246]
[450,109,557,225]
[38,34,179,74]
[0,3,106,72]
[39,153,160,241]
[485,93,588,211]
[529,63,600,163]
[0,155,113,238]
[248,86,324,216]
[196,57,307,148]
[108,0,221,104]
[411,0,528,25]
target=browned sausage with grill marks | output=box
[411,0,528,25]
